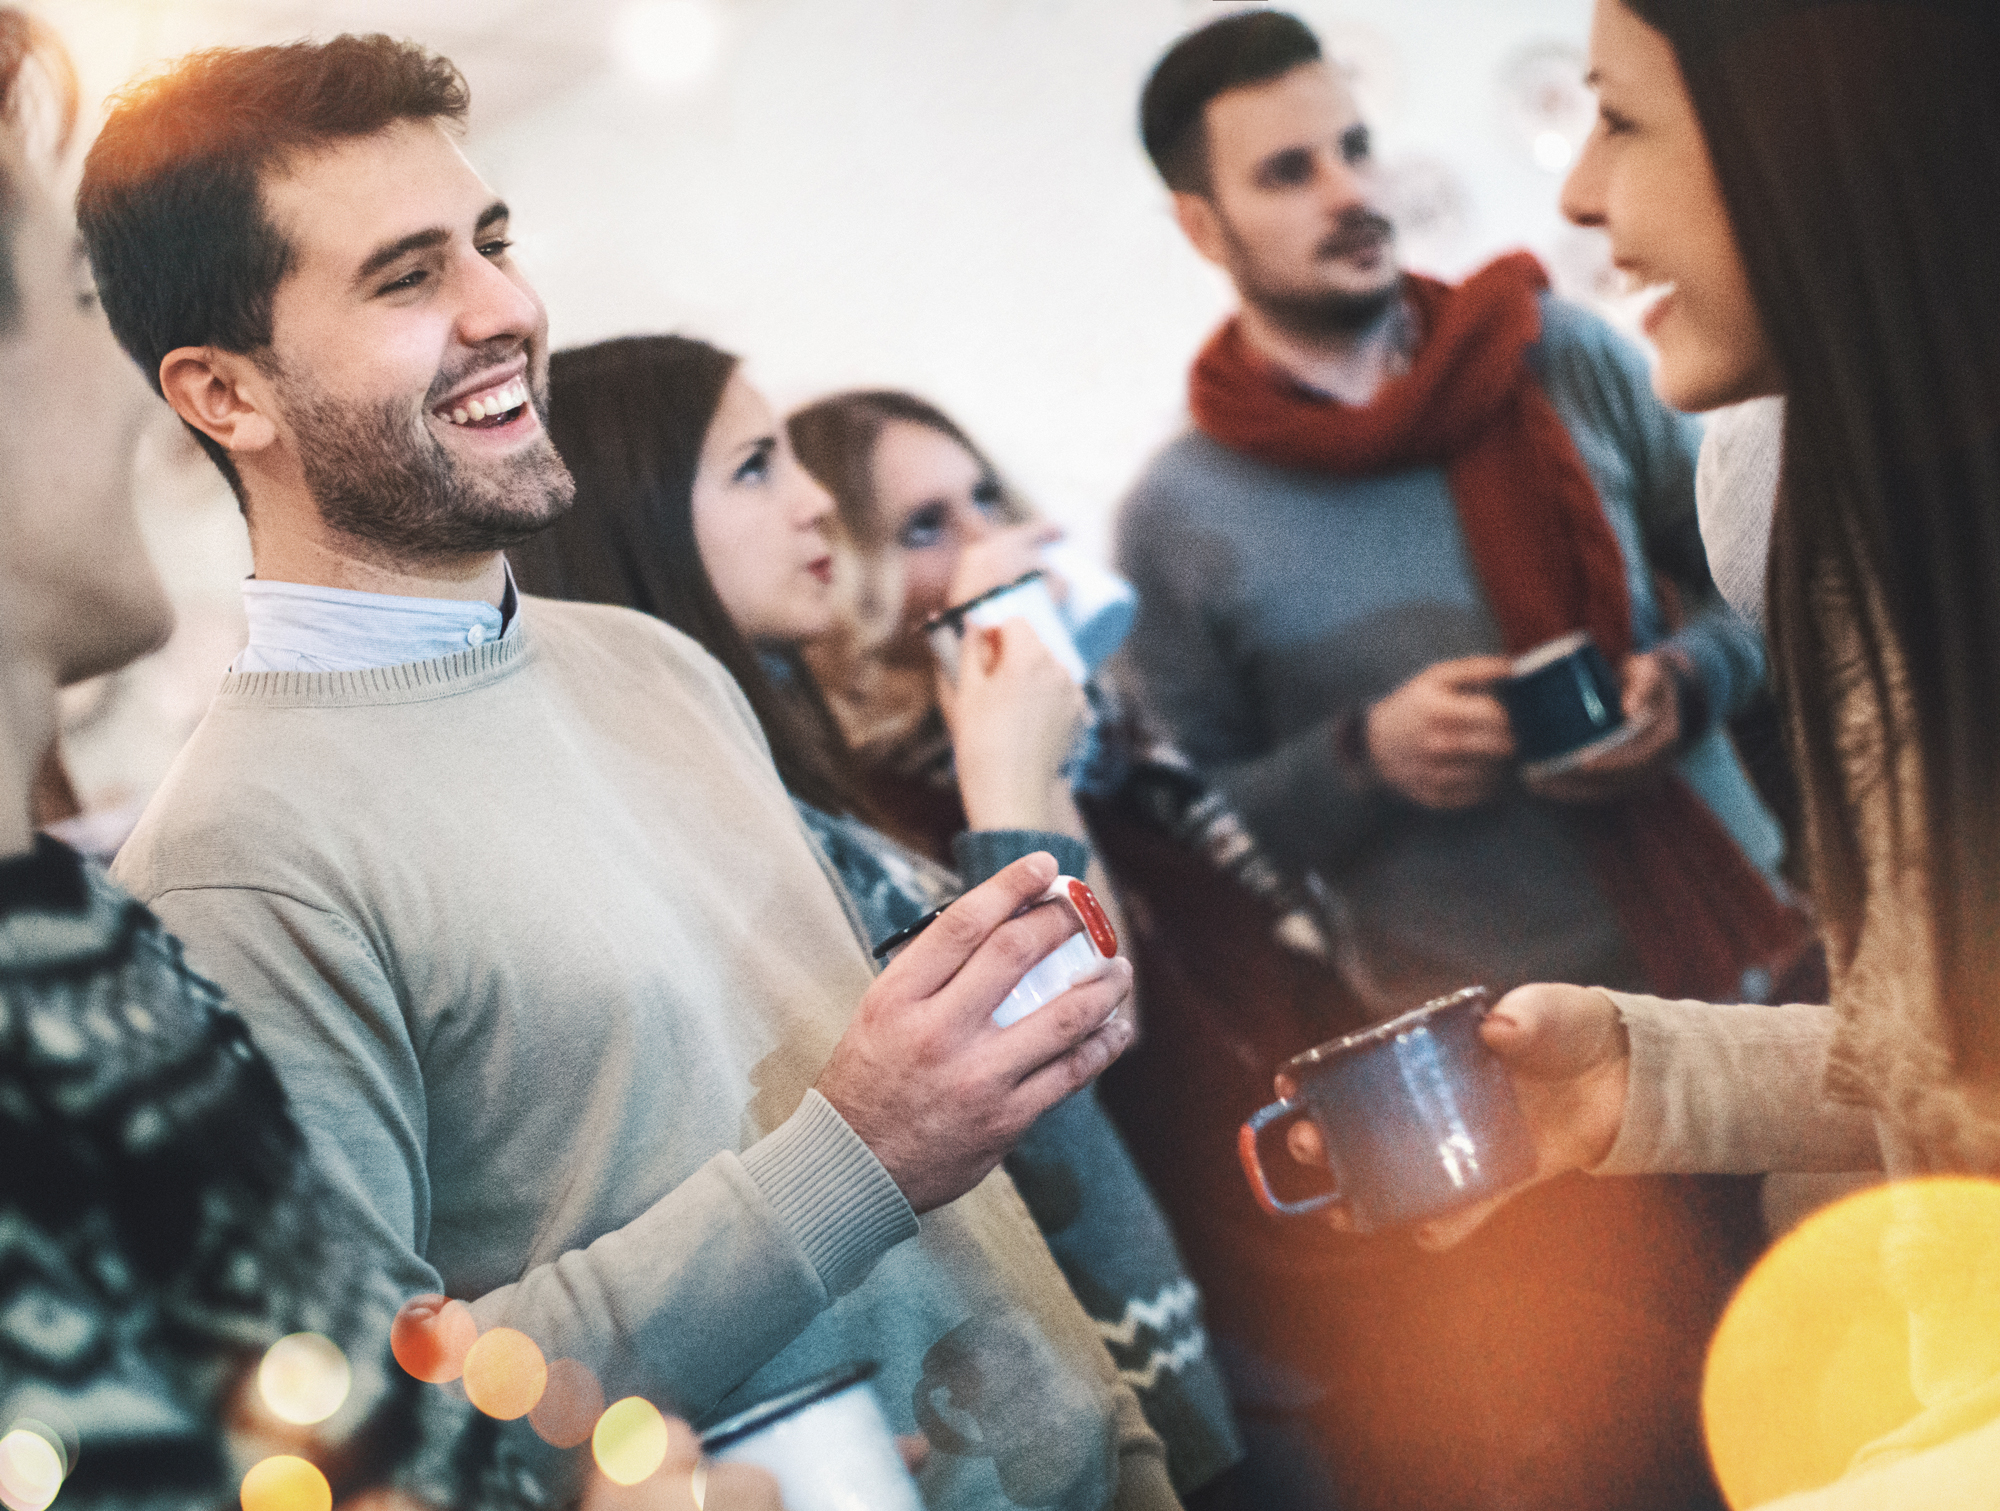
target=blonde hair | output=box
[787,389,1033,768]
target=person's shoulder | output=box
[521,595,721,680]
[1532,291,1656,390]
[518,595,764,738]
[1120,426,1267,535]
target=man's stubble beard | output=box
[277,367,575,565]
[1219,204,1404,342]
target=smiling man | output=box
[82,37,1174,1510]
[1109,10,1801,1511]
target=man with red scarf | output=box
[1107,12,1801,1511]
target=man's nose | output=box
[455,251,542,347]
[1318,150,1370,214]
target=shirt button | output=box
[467,624,489,647]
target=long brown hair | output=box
[509,335,863,816]
[1635,0,2000,1072]
[786,389,1033,764]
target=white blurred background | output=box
[36,0,1619,815]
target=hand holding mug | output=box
[1282,982,1631,1249]
[1523,650,1682,804]
[1363,655,1518,810]
[816,853,1134,1213]
[941,620,1089,833]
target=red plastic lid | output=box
[1066,878,1119,957]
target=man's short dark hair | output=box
[1140,10,1322,194]
[77,35,469,499]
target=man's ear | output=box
[1171,190,1229,269]
[158,347,280,458]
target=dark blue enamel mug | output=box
[1238,986,1536,1233]
[1494,631,1631,777]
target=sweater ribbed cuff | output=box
[739,1089,917,1297]
[951,829,1089,888]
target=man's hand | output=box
[817,853,1135,1213]
[1362,655,1517,809]
[1525,650,1682,804]
[1283,982,1631,1249]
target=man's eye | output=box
[1341,126,1371,165]
[1599,105,1636,136]
[379,269,428,295]
[1261,149,1316,188]
[479,238,514,258]
[897,503,949,550]
[971,479,1008,515]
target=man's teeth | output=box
[443,377,530,426]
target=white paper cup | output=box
[1038,539,1137,673]
[992,876,1120,1028]
[925,572,1088,685]
[701,1362,921,1511]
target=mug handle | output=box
[1238,1098,1342,1217]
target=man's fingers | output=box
[982,957,1133,1082]
[935,896,1092,1033]
[1434,654,1516,685]
[1004,995,1134,1119]
[883,852,1061,998]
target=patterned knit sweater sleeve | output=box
[0,836,555,1510]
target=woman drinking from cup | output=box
[508,336,1241,1498]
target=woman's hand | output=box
[1282,983,1633,1249]
[947,521,1064,608]
[942,620,1087,833]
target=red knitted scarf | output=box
[1190,251,1808,1003]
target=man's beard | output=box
[1224,206,1404,341]
[278,364,575,563]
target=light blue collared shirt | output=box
[231,561,520,674]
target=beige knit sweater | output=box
[113,595,1173,1511]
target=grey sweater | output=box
[1115,295,1784,1012]
[112,597,1173,1511]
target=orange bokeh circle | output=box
[240,1456,332,1511]
[461,1327,549,1421]
[390,1295,479,1385]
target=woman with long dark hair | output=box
[1292,0,2000,1278]
[510,335,1243,1497]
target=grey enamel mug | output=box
[1238,987,1536,1234]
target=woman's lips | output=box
[1635,280,1679,337]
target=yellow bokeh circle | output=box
[1703,1176,2000,1508]
[258,1333,351,1426]
[592,1396,671,1486]
[0,1426,65,1511]
[461,1327,549,1421]
[240,1455,332,1511]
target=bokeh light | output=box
[593,1397,670,1486]
[0,1425,65,1511]
[239,1455,331,1511]
[611,0,726,91]
[461,1328,548,1421]
[389,1295,479,1384]
[530,1358,606,1449]
[257,1333,351,1426]
[1704,1177,2000,1508]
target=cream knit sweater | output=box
[114,595,1172,1511]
